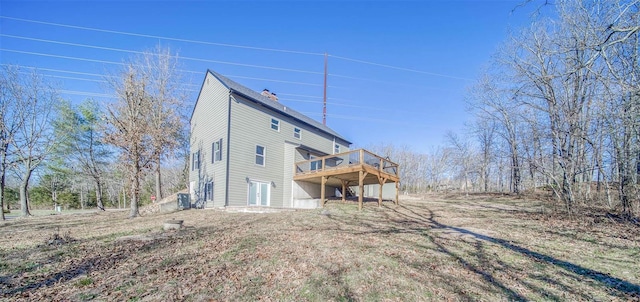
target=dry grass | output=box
[1,195,639,301]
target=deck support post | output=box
[377,175,388,207]
[395,165,400,205]
[321,176,327,207]
[395,181,399,205]
[341,180,348,203]
[358,170,364,210]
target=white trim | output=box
[294,127,301,139]
[247,180,270,206]
[270,118,280,132]
[255,144,266,166]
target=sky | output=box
[0,0,542,153]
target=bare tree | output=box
[105,65,155,218]
[1,67,57,217]
[468,75,523,194]
[459,0,640,217]
[425,147,451,192]
[472,119,497,192]
[596,1,640,216]
[137,46,186,201]
[0,66,26,219]
[446,131,476,195]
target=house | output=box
[189,70,399,209]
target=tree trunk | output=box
[130,157,141,218]
[0,169,5,221]
[20,167,32,217]
[511,150,521,194]
[80,185,85,210]
[95,179,105,210]
[155,156,162,200]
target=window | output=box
[310,155,322,171]
[212,139,222,163]
[270,118,280,131]
[204,182,213,201]
[255,145,265,166]
[294,127,301,139]
[334,144,340,154]
[192,151,201,170]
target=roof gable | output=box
[207,70,351,144]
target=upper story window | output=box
[294,127,301,139]
[255,145,265,166]
[192,150,201,170]
[334,144,340,154]
[212,139,222,163]
[271,118,280,131]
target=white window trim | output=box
[334,144,340,154]
[247,180,271,207]
[194,150,201,169]
[255,145,266,166]
[205,182,213,201]
[213,139,222,163]
[270,118,280,132]
[294,127,301,139]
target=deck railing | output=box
[294,149,399,177]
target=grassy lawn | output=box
[0,195,638,301]
[3,209,101,220]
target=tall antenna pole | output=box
[323,52,328,125]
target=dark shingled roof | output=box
[208,70,351,144]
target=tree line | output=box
[371,1,640,218]
[0,46,188,219]
[2,1,638,220]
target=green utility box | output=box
[177,193,190,210]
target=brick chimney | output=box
[261,88,279,102]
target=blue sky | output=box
[0,0,539,153]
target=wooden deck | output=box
[293,149,400,210]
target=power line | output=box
[41,73,199,92]
[2,64,108,78]
[328,72,457,92]
[329,54,474,81]
[8,64,202,89]
[0,16,324,56]
[225,75,323,87]
[1,49,127,66]
[35,73,107,83]
[0,34,323,75]
[59,90,115,98]
[1,57,323,89]
[299,111,412,126]
[2,16,473,82]
[277,93,323,99]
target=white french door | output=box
[248,181,269,206]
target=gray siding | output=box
[282,142,296,207]
[227,95,286,207]
[227,93,349,207]
[190,71,351,208]
[189,72,229,207]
